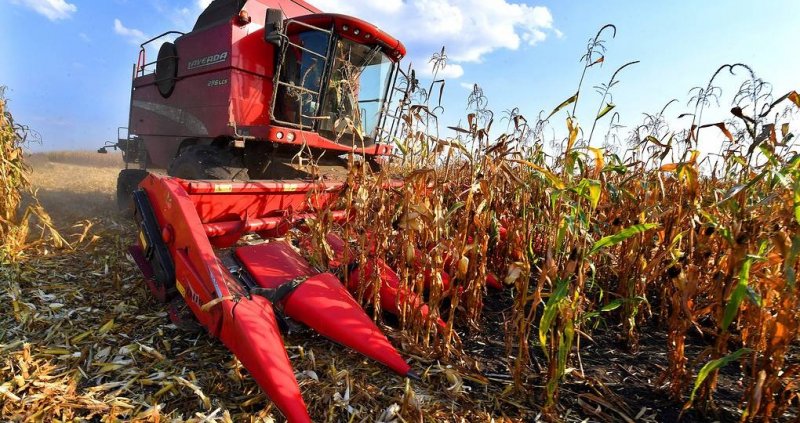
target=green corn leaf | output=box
[600,298,624,312]
[732,155,747,167]
[558,317,575,376]
[722,241,767,331]
[539,278,569,357]
[583,297,625,322]
[785,235,800,289]
[546,92,578,120]
[511,159,566,190]
[445,201,465,221]
[602,164,628,174]
[393,137,408,156]
[745,286,762,307]
[718,184,747,204]
[794,178,800,225]
[759,144,780,167]
[772,170,791,189]
[689,348,751,402]
[589,223,659,255]
[784,154,800,172]
[596,103,615,120]
[574,179,602,209]
[555,217,568,252]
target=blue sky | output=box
[1,0,797,153]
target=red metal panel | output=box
[244,0,321,22]
[139,175,229,334]
[203,210,348,238]
[182,179,345,194]
[323,233,447,331]
[236,242,413,377]
[283,273,412,375]
[190,190,340,223]
[131,21,235,167]
[218,297,311,423]
[230,24,273,127]
[174,179,345,225]
[236,242,314,289]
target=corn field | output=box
[310,27,800,421]
[2,24,800,421]
[0,87,63,264]
[0,86,32,263]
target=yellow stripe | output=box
[175,279,186,298]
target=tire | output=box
[167,145,249,180]
[155,42,178,98]
[116,169,149,217]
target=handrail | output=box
[139,30,185,50]
[136,31,185,77]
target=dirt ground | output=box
[1,152,796,422]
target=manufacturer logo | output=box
[187,52,229,70]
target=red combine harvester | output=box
[99,0,417,420]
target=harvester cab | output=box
[270,13,402,147]
[106,1,424,421]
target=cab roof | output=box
[289,13,406,60]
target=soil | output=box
[466,287,800,422]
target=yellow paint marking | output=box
[139,231,148,250]
[214,184,233,193]
[175,279,186,298]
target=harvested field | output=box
[25,157,120,225]
[28,151,124,169]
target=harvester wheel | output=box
[116,169,149,217]
[168,145,249,180]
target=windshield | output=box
[272,29,394,147]
[317,39,393,146]
[273,30,330,129]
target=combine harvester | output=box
[99,0,428,420]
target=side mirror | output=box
[97,147,108,154]
[264,8,284,46]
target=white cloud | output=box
[78,32,91,43]
[10,0,77,21]
[113,18,147,45]
[312,0,558,79]
[197,0,212,10]
[430,63,464,79]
